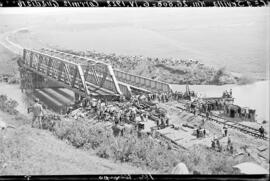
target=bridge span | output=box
[18,48,172,101]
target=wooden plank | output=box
[174,138,184,142]
[258,151,269,161]
[257,145,267,152]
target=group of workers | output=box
[144,89,197,104]
[189,98,229,116]
[211,134,234,154]
[27,85,266,142]
[146,92,171,103]
[195,127,206,138]
[66,94,172,133]
[222,89,233,98]
[223,104,256,121]
[210,125,234,154]
[172,91,195,101]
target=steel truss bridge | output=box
[18,48,172,100]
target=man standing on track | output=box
[223,126,228,137]
[28,98,44,128]
[259,126,265,137]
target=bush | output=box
[40,115,247,174]
[41,114,61,131]
[0,94,19,115]
[210,67,227,85]
[8,75,20,84]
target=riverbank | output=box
[58,49,254,85]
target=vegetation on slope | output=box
[59,49,241,85]
[0,94,19,115]
[42,115,248,174]
[1,95,253,174]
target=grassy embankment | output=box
[0,95,149,174]
[1,94,248,174]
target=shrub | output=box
[39,113,249,174]
[0,94,19,115]
[96,144,110,159]
[210,67,226,85]
[8,75,20,84]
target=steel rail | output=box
[176,106,269,141]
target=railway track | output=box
[176,105,269,141]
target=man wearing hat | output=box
[28,98,44,128]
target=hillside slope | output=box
[0,111,147,175]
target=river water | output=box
[0,81,268,122]
[0,83,74,116]
[171,80,269,122]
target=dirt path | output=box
[0,28,24,75]
[0,111,147,175]
[0,27,29,56]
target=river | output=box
[171,80,269,122]
[0,83,74,116]
[1,8,268,80]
